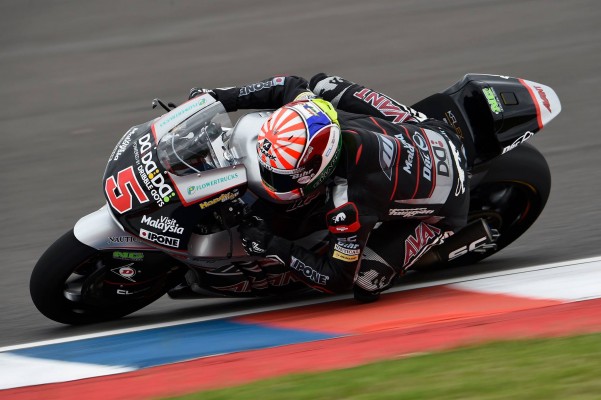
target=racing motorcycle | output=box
[30,74,561,324]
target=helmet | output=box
[257,99,342,201]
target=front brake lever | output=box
[152,98,178,112]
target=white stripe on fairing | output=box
[451,260,601,301]
[2,256,601,353]
[0,353,134,390]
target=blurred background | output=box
[1,0,599,346]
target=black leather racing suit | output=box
[210,74,469,295]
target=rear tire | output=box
[30,230,175,324]
[449,143,551,266]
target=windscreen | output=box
[157,102,233,176]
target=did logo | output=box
[111,263,137,282]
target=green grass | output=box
[167,333,601,400]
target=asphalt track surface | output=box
[1,0,599,348]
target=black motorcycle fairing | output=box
[102,101,248,253]
[412,74,560,166]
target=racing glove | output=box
[238,215,274,257]
[188,87,218,100]
[309,73,355,107]
[238,215,293,264]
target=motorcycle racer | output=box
[190,74,469,301]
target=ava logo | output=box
[111,263,137,282]
[404,223,442,266]
[534,86,552,112]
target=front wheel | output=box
[30,230,181,324]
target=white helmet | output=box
[257,99,342,202]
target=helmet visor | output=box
[258,154,322,194]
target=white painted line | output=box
[0,353,134,390]
[451,261,601,301]
[2,255,601,353]
[390,255,601,294]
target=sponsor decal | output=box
[332,212,346,223]
[353,89,413,123]
[389,207,435,217]
[259,139,275,159]
[214,281,251,293]
[443,111,464,141]
[431,139,450,178]
[356,268,392,291]
[534,86,552,112]
[198,190,239,209]
[412,131,433,182]
[403,223,442,266]
[112,251,144,261]
[482,87,504,114]
[290,256,329,285]
[394,133,415,174]
[286,190,321,212]
[157,98,206,130]
[327,203,360,234]
[107,236,142,244]
[334,244,361,255]
[105,166,150,214]
[448,235,489,260]
[449,140,466,196]
[134,133,176,207]
[139,228,180,248]
[502,130,534,154]
[187,172,240,195]
[141,215,184,234]
[333,250,359,262]
[335,238,360,250]
[376,134,397,181]
[266,271,298,287]
[239,77,286,96]
[111,263,136,282]
[110,127,137,162]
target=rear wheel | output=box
[449,143,551,266]
[30,230,181,324]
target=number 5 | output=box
[105,166,149,214]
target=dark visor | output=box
[258,163,303,193]
[258,155,322,193]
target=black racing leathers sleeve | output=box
[309,73,427,124]
[211,76,314,112]
[265,201,378,294]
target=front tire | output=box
[30,230,176,324]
